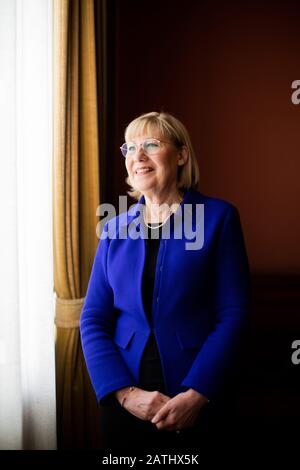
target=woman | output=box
[80,111,251,450]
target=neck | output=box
[143,189,184,224]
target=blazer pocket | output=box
[176,330,203,351]
[113,325,135,349]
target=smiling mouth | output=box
[135,168,154,175]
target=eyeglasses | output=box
[120,138,173,158]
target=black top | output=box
[142,223,162,325]
[139,221,166,394]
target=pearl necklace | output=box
[143,211,173,230]
[143,198,183,230]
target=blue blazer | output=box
[80,188,251,404]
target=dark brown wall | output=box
[111,0,300,275]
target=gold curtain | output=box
[53,0,104,449]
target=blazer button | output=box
[156,297,159,303]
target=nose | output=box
[132,143,147,161]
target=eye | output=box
[127,143,136,153]
[144,140,159,150]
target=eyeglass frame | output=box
[120,138,177,158]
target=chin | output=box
[133,181,155,193]
[135,186,153,194]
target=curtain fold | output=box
[53,0,103,449]
[0,0,56,450]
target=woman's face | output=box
[125,128,186,200]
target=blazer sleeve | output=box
[80,226,137,404]
[181,205,251,401]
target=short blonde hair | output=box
[124,111,200,200]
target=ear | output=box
[177,146,189,166]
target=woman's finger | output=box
[151,403,170,424]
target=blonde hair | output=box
[124,111,200,200]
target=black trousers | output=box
[98,335,234,451]
[98,397,231,451]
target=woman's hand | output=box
[115,387,171,421]
[150,388,209,431]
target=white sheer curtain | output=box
[0,0,56,449]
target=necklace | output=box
[143,211,173,230]
[143,197,183,230]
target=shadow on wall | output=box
[237,274,300,427]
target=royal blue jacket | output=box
[80,188,251,404]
